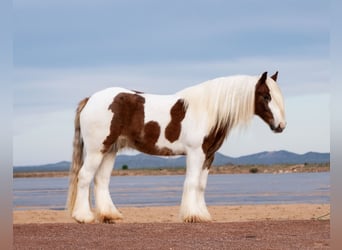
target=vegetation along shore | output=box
[13,163,329,178]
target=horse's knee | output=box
[78,155,103,184]
[77,168,94,190]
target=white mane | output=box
[177,75,259,134]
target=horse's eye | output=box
[264,94,271,102]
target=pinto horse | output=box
[67,71,286,223]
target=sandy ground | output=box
[13,204,330,249]
[13,204,330,224]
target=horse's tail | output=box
[66,97,89,214]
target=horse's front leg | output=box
[198,167,210,216]
[180,148,211,223]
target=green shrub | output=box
[121,164,129,170]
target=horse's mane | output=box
[177,75,258,135]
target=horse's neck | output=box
[179,76,256,133]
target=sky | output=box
[13,0,330,166]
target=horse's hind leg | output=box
[94,151,123,223]
[72,152,103,223]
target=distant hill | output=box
[230,150,330,165]
[13,150,330,173]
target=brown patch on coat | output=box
[134,121,162,154]
[102,93,145,153]
[254,72,274,128]
[102,92,176,155]
[202,123,230,170]
[165,99,187,143]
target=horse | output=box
[67,71,286,223]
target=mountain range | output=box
[13,150,330,173]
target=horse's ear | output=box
[259,72,268,84]
[271,71,278,81]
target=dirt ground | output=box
[13,204,330,249]
[14,221,329,249]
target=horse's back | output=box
[85,88,178,119]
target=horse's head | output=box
[254,71,286,133]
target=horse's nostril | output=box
[270,124,284,133]
[275,124,285,133]
[276,126,283,132]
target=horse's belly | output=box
[123,130,186,156]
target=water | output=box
[13,172,330,210]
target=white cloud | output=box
[14,56,329,105]
[13,109,74,165]
[14,0,328,69]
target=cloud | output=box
[14,0,328,67]
[13,109,74,165]
[14,56,329,113]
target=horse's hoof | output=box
[182,215,212,223]
[72,212,96,224]
[97,213,123,224]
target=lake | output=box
[13,172,330,210]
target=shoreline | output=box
[13,163,329,178]
[13,204,330,224]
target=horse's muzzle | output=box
[270,122,286,133]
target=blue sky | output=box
[13,0,330,165]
